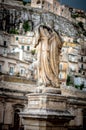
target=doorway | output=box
[14,109,20,130]
[83,109,86,129]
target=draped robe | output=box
[34,26,62,87]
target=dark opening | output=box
[81,57,83,62]
[14,109,20,130]
[83,109,86,129]
[4,41,6,46]
[2,0,4,2]
[37,0,41,4]
[81,64,83,69]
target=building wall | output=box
[0,102,3,123]
[0,0,30,6]
[31,0,60,15]
[0,97,26,130]
[0,55,30,77]
[0,30,37,81]
[59,40,81,84]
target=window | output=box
[3,48,6,54]
[83,72,85,75]
[78,69,81,73]
[59,74,62,79]
[81,57,83,62]
[48,3,50,8]
[62,48,64,52]
[62,9,63,12]
[21,69,25,74]
[81,64,83,69]
[14,109,20,129]
[27,46,30,50]
[4,41,6,46]
[9,67,14,74]
[0,65,2,72]
[16,37,18,41]
[59,73,62,79]
[21,46,24,50]
[21,69,24,74]
[42,1,44,4]
[37,0,41,4]
[2,0,4,2]
[59,64,62,70]
[81,48,84,52]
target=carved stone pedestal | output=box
[20,89,73,130]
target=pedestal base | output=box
[20,92,73,130]
[23,118,67,130]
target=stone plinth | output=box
[20,89,73,130]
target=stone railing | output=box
[61,85,86,98]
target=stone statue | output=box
[34,25,62,88]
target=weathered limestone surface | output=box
[61,85,86,128]
[0,3,86,130]
[21,93,73,130]
[20,26,73,130]
[33,26,62,87]
[0,4,79,40]
[61,85,86,98]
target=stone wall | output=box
[0,3,78,40]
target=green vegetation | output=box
[73,39,78,43]
[31,50,35,55]
[71,13,85,19]
[23,1,27,5]
[23,21,31,32]
[75,84,84,90]
[71,13,79,19]
[9,28,19,34]
[83,31,86,36]
[77,22,86,36]
[66,75,73,86]
[66,75,84,90]
[22,0,31,6]
[78,22,84,29]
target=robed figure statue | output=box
[34,25,62,88]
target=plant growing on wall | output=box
[23,21,30,32]
[71,13,79,19]
[83,31,86,36]
[9,28,19,34]
[31,50,36,55]
[66,75,73,86]
[78,22,84,30]
[23,1,27,5]
[22,0,31,5]
[75,84,84,90]
[80,84,84,90]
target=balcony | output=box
[69,59,78,63]
[24,57,32,62]
[70,69,76,73]
[79,67,86,71]
[79,58,86,63]
[0,44,8,48]
[0,74,36,84]
[7,53,19,60]
[83,68,86,71]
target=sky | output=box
[60,0,86,12]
